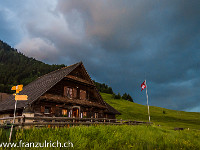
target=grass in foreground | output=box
[0,125,200,150]
[101,93,200,130]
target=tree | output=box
[93,81,113,94]
[126,94,134,102]
[122,93,128,100]
[122,93,134,102]
[113,93,121,99]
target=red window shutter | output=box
[64,86,67,97]
[41,106,45,113]
[73,88,77,99]
[51,107,56,114]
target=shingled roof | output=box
[0,93,11,101]
[104,102,121,115]
[0,62,81,112]
[0,62,121,115]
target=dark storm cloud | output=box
[56,0,157,52]
[0,0,200,111]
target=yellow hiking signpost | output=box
[9,85,28,142]
[11,85,23,94]
[15,95,28,100]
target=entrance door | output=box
[72,108,79,118]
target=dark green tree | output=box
[122,93,134,102]
[113,93,121,99]
[126,94,134,102]
[93,81,113,94]
[122,93,128,100]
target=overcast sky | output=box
[0,0,200,112]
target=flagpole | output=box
[145,80,150,122]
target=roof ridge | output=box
[37,62,80,79]
[0,62,82,112]
[31,62,81,84]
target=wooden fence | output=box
[0,116,152,128]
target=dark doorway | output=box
[72,108,79,118]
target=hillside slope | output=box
[101,93,200,130]
[0,40,65,93]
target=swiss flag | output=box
[141,81,146,91]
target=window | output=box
[86,90,89,100]
[62,109,68,116]
[83,112,87,117]
[77,88,80,99]
[80,90,86,100]
[44,106,51,114]
[95,113,98,118]
[66,87,73,99]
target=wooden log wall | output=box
[46,79,98,102]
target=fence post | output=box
[22,115,25,128]
[91,116,93,123]
[72,118,74,127]
[52,116,55,123]
[120,119,122,124]
[20,116,23,124]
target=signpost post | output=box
[9,85,28,142]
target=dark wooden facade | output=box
[0,62,120,121]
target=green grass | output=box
[0,93,200,149]
[101,93,200,130]
[0,125,200,150]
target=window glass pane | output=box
[44,106,50,114]
[83,112,87,117]
[77,88,80,99]
[66,87,73,98]
[62,109,68,115]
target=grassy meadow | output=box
[101,93,200,130]
[0,93,200,149]
[0,125,200,150]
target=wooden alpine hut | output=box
[0,62,120,123]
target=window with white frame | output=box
[66,87,73,99]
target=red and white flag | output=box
[141,81,146,91]
[141,80,150,122]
